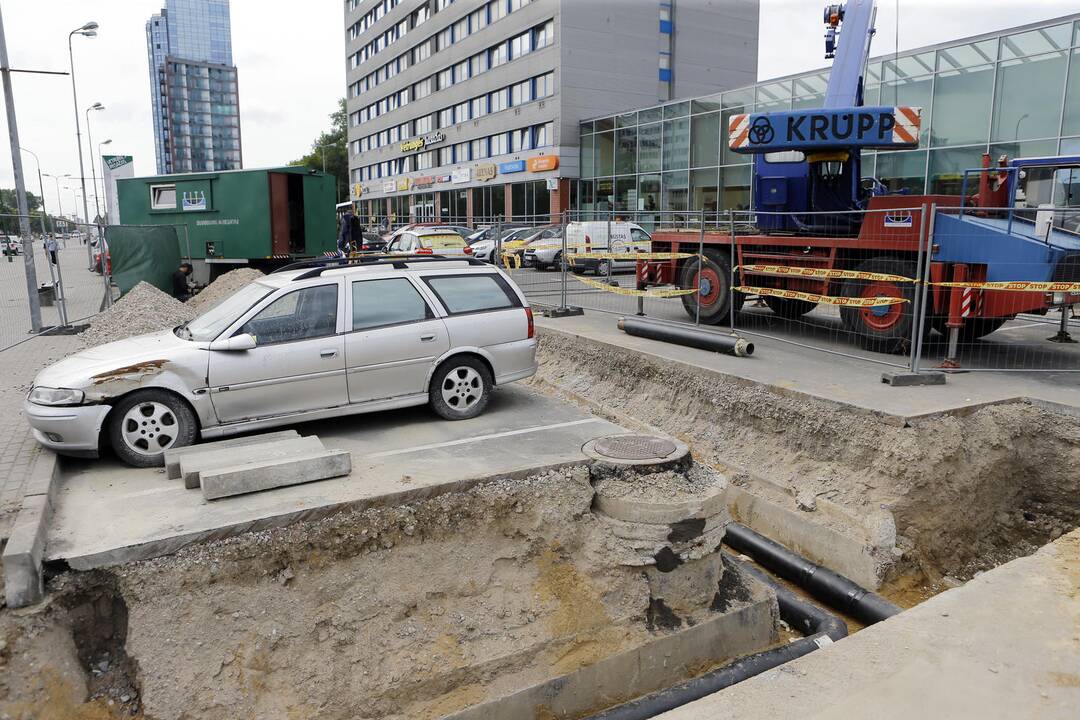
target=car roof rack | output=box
[274,254,488,280]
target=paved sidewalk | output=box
[0,334,83,541]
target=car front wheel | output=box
[107,389,197,467]
[429,357,492,421]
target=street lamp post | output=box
[0,7,42,331]
[68,21,98,268]
[20,146,68,326]
[44,173,70,222]
[85,102,104,222]
[98,139,111,223]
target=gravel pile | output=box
[188,267,265,312]
[82,281,197,348]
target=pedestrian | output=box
[172,262,194,302]
[43,235,58,265]
[338,210,355,257]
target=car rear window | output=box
[425,274,519,314]
[421,234,465,249]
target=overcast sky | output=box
[0,0,1073,220]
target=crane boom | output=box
[822,0,877,108]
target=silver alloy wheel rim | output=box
[121,401,179,456]
[441,366,483,411]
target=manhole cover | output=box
[592,435,678,461]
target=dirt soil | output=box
[1,464,757,720]
[188,268,265,312]
[530,329,1080,582]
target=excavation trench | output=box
[2,328,1078,719]
[530,328,1080,587]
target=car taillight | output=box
[361,244,370,251]
[463,245,473,255]
[525,307,534,339]
[416,247,433,255]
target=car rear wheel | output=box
[107,389,197,467]
[429,356,492,421]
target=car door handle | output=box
[420,334,436,342]
[320,348,338,358]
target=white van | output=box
[526,221,651,274]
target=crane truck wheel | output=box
[839,257,919,354]
[679,248,741,324]
[763,296,818,319]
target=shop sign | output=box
[352,183,363,198]
[396,178,411,191]
[499,160,526,174]
[527,155,559,172]
[451,167,471,184]
[436,174,452,183]
[475,163,497,181]
[412,175,435,189]
[545,178,559,191]
[382,180,396,193]
[398,131,447,154]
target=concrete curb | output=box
[2,450,59,608]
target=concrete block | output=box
[201,449,352,501]
[22,450,59,502]
[881,371,946,387]
[180,436,324,489]
[164,430,300,480]
[3,493,52,608]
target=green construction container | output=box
[116,167,337,270]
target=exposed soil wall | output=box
[531,329,1080,580]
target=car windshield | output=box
[421,234,466,249]
[182,281,274,342]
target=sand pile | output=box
[188,267,265,312]
[81,282,196,348]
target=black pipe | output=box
[587,556,846,720]
[617,316,753,357]
[723,522,902,625]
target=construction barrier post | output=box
[696,209,705,326]
[908,203,929,373]
[912,203,935,373]
[728,209,737,333]
[1048,305,1077,344]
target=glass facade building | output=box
[146,0,242,174]
[577,13,1080,217]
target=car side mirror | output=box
[210,333,257,351]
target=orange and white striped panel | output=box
[728,113,750,150]
[892,107,922,145]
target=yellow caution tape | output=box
[734,285,908,307]
[499,240,531,250]
[494,253,522,269]
[569,252,701,261]
[931,280,1080,292]
[572,273,699,298]
[737,264,916,284]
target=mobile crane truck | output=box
[639,0,1080,354]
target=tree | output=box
[290,98,348,202]
[0,189,55,235]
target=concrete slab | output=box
[46,386,624,569]
[164,429,300,480]
[536,313,1080,423]
[180,435,324,489]
[658,529,1080,720]
[201,448,352,500]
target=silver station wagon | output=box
[25,256,537,466]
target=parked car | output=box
[471,226,544,264]
[1,236,21,255]
[24,257,537,466]
[528,222,652,274]
[466,223,529,246]
[357,231,387,253]
[386,228,475,257]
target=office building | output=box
[344,0,760,225]
[146,0,242,174]
[576,13,1080,217]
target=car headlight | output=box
[28,387,85,406]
